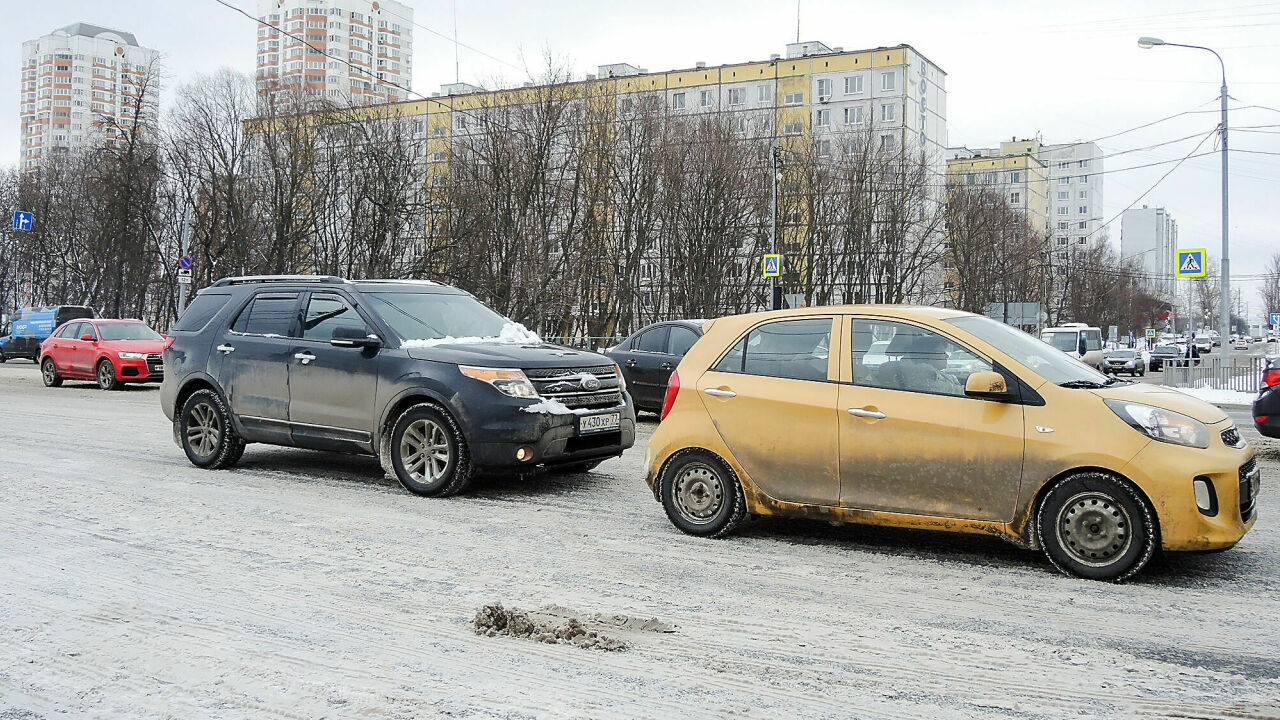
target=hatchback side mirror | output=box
[330,325,381,349]
[964,370,1012,400]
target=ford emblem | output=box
[581,376,601,391]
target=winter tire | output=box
[180,389,244,469]
[659,449,747,538]
[389,403,474,497]
[97,360,121,391]
[1036,472,1157,582]
[41,357,62,387]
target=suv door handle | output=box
[704,388,737,398]
[625,359,637,367]
[848,408,887,419]
[294,351,315,365]
[216,344,235,354]
[660,362,673,370]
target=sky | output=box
[7,0,1279,320]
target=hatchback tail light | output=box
[660,370,680,421]
[1263,368,1280,388]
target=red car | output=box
[40,318,167,390]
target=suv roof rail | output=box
[209,275,349,287]
[355,278,441,286]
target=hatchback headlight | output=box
[117,351,147,359]
[1104,399,1209,448]
[459,366,539,398]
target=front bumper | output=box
[466,398,637,470]
[115,357,164,382]
[1121,426,1259,551]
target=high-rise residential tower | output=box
[1120,205,1179,298]
[255,0,414,107]
[18,23,161,170]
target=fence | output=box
[1162,355,1266,393]
[542,335,627,352]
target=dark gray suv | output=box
[160,276,636,496]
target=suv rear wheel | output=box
[389,403,474,497]
[180,389,245,469]
[41,357,62,387]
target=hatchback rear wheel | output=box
[659,449,747,538]
[1036,472,1156,582]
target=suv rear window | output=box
[231,293,299,337]
[173,293,231,332]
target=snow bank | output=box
[401,322,541,349]
[1167,386,1257,406]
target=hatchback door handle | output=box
[848,408,887,419]
[294,351,315,365]
[704,388,737,398]
[625,359,637,367]
[660,362,673,370]
[216,344,235,354]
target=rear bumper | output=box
[1255,388,1280,438]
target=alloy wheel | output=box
[674,463,724,525]
[1056,491,1133,567]
[98,363,113,389]
[185,402,222,459]
[399,418,451,484]
[42,360,56,385]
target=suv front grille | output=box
[526,365,622,410]
[1222,427,1243,448]
[1240,457,1259,521]
[146,353,164,373]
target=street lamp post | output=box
[1138,36,1230,347]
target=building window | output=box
[816,109,830,127]
[758,85,772,103]
[1077,175,1087,183]
[1011,192,1021,204]
[728,88,745,105]
[433,125,446,136]
[1078,237,1087,245]
[1010,171,1022,183]
[783,121,803,135]
[881,103,896,122]
[881,71,896,91]
[818,139,831,157]
[1078,190,1088,199]
[843,106,863,123]
[1058,177,1069,185]
[784,92,803,106]
[1058,221,1069,230]
[1058,206,1068,215]
[1078,206,1087,214]
[671,92,685,110]
[1057,191,1069,200]
[1079,159,1089,167]
[1058,237,1068,246]
[432,152,446,162]
[879,133,896,151]
[816,78,832,99]
[1078,221,1087,229]
[844,75,863,94]
[700,90,714,107]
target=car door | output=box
[288,291,381,450]
[212,292,299,445]
[696,316,841,506]
[67,321,97,375]
[49,322,84,374]
[838,317,1025,522]
[625,326,671,408]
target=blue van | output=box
[0,305,97,362]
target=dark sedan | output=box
[1256,356,1280,438]
[604,320,705,413]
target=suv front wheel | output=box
[388,403,474,497]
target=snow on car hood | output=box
[1090,382,1228,424]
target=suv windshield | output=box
[98,322,163,341]
[948,316,1111,386]
[1154,345,1179,356]
[365,292,512,341]
[1107,350,1136,359]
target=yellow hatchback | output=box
[645,307,1259,581]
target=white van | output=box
[1041,323,1104,368]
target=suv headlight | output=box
[613,362,626,392]
[459,366,538,399]
[117,351,147,359]
[1104,399,1209,448]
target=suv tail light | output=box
[163,336,176,350]
[660,370,680,421]
[1263,368,1280,388]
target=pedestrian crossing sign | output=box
[762,254,782,277]
[1176,248,1207,278]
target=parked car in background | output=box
[1194,336,1213,354]
[1255,356,1280,438]
[0,305,96,362]
[1235,338,1250,351]
[1041,323,1104,368]
[1147,344,1182,372]
[646,307,1257,582]
[39,318,167,390]
[604,320,704,413]
[161,276,635,495]
[1102,349,1145,377]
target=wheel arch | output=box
[1025,466,1161,550]
[377,387,459,450]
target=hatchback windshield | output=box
[365,292,511,341]
[97,322,163,341]
[948,316,1112,386]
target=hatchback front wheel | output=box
[1036,472,1156,582]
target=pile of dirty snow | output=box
[402,321,540,349]
[473,603,630,651]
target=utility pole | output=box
[770,143,781,310]
[177,204,192,315]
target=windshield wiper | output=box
[1102,376,1129,386]
[1058,380,1109,389]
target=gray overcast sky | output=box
[7,0,1279,317]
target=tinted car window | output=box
[668,326,699,356]
[853,319,990,397]
[713,318,831,382]
[174,293,231,332]
[231,293,299,337]
[302,293,368,341]
[635,327,670,353]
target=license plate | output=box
[578,412,620,435]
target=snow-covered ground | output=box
[1,363,1278,719]
[1168,385,1259,407]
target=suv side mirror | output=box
[81,333,96,342]
[964,370,1012,401]
[330,325,381,349]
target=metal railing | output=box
[1162,355,1266,393]
[542,336,627,352]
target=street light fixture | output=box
[1137,35,1231,350]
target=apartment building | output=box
[18,23,160,170]
[255,0,414,106]
[1120,205,1178,298]
[944,150,1051,232]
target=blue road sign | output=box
[762,254,782,277]
[179,255,193,269]
[1271,312,1280,327]
[1176,248,1207,278]
[12,211,32,231]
